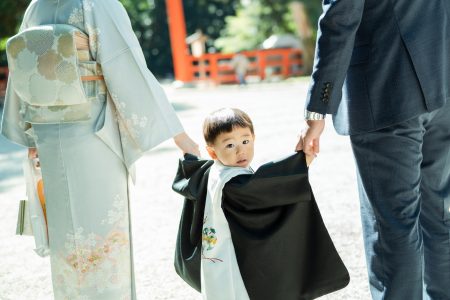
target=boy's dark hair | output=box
[203,108,254,145]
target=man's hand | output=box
[296,119,325,165]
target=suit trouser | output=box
[350,101,450,300]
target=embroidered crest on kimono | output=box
[201,217,223,263]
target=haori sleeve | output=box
[222,153,311,210]
[90,0,184,158]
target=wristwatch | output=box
[304,109,326,120]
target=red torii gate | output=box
[0,0,303,97]
[164,0,303,84]
[165,0,191,82]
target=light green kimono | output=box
[1,0,184,299]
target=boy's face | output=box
[206,126,255,168]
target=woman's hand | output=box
[173,132,201,157]
[28,147,38,159]
[28,147,40,167]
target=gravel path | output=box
[0,80,370,299]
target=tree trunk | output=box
[289,1,315,75]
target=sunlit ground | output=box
[0,79,370,299]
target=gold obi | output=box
[6,24,106,123]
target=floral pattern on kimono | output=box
[52,195,131,299]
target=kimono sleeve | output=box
[1,77,35,148]
[1,3,37,148]
[222,153,311,210]
[91,0,184,156]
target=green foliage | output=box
[142,0,239,77]
[0,0,321,75]
[0,0,29,65]
[120,0,239,77]
[119,0,168,75]
[0,0,29,38]
[216,0,322,53]
[215,1,295,53]
[300,0,323,34]
[183,0,240,52]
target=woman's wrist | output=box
[28,147,38,159]
[173,132,187,143]
[173,132,200,156]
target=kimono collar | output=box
[212,160,253,173]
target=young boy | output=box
[172,108,349,300]
[201,108,255,300]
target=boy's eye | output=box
[243,140,250,145]
[226,144,235,149]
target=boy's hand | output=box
[296,119,325,165]
[305,155,314,167]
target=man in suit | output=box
[296,1,450,299]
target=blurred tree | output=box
[121,0,239,77]
[215,1,294,53]
[119,0,172,77]
[297,0,322,29]
[0,0,29,66]
[0,0,239,76]
[143,0,239,77]
[215,0,321,53]
[0,0,319,75]
[289,1,322,73]
[183,0,240,53]
[0,0,29,37]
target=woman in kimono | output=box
[1,0,199,299]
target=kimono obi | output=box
[6,24,106,124]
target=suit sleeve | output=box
[305,0,365,115]
[0,2,36,148]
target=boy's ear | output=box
[206,146,217,159]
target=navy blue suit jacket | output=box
[306,0,450,135]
